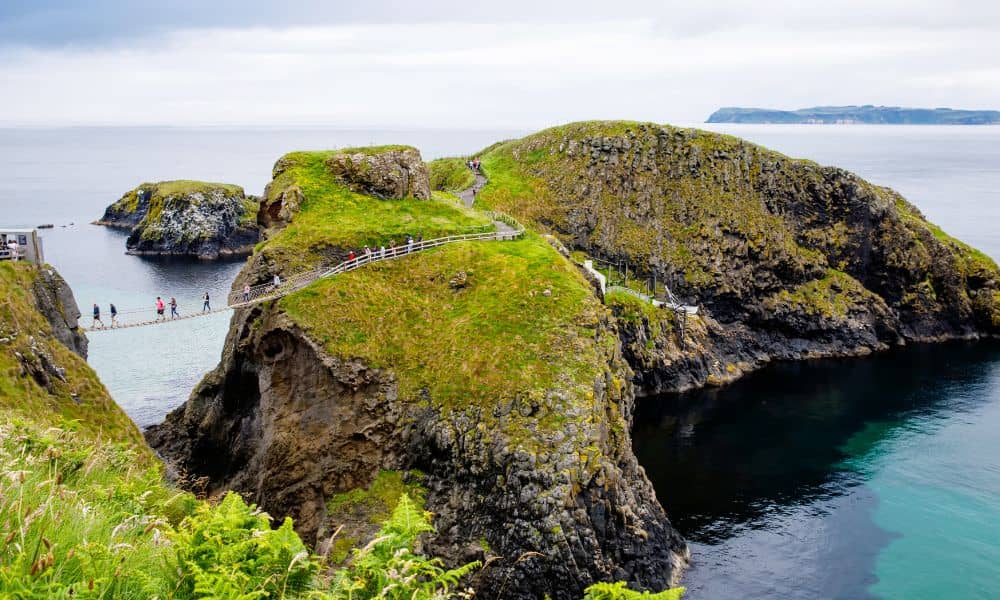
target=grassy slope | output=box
[259,151,493,272]
[0,262,147,450]
[428,157,476,192]
[281,233,607,426]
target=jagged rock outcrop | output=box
[31,266,87,359]
[325,146,431,200]
[96,180,260,259]
[477,121,1000,394]
[148,145,688,599]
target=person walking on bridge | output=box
[92,303,104,329]
[202,291,210,312]
[110,303,118,328]
[242,283,250,303]
[170,297,179,319]
[155,296,166,321]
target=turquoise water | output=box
[2,125,999,597]
[634,342,1000,598]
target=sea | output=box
[1,123,998,599]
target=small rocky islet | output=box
[4,121,999,598]
[95,179,261,259]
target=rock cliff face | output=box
[477,121,1000,394]
[148,146,688,598]
[96,180,259,259]
[31,266,88,359]
[325,146,431,200]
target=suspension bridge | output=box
[87,210,523,332]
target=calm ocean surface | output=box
[1,124,998,598]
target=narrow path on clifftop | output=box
[459,169,517,237]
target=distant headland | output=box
[706,105,1000,125]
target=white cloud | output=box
[1,16,998,127]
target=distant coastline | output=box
[707,105,1000,125]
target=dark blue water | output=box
[634,341,1000,599]
[1,124,998,597]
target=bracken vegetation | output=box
[0,418,682,599]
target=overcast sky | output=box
[1,0,998,127]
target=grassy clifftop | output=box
[280,232,612,444]
[257,150,492,273]
[474,120,1000,341]
[263,147,618,448]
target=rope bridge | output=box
[87,211,524,332]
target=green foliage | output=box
[428,157,476,192]
[171,493,317,599]
[583,581,686,600]
[0,419,192,598]
[316,494,479,600]
[326,470,425,526]
[605,290,665,327]
[0,418,321,599]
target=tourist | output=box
[92,303,104,329]
[203,291,210,312]
[416,234,422,244]
[242,283,250,303]
[110,303,118,328]
[170,297,179,319]
[155,296,165,321]
[273,273,281,288]
[7,239,18,261]
[379,244,386,258]
[406,235,413,253]
[348,250,356,262]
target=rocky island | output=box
[95,180,260,259]
[707,105,1000,125]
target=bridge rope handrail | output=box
[89,213,525,331]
